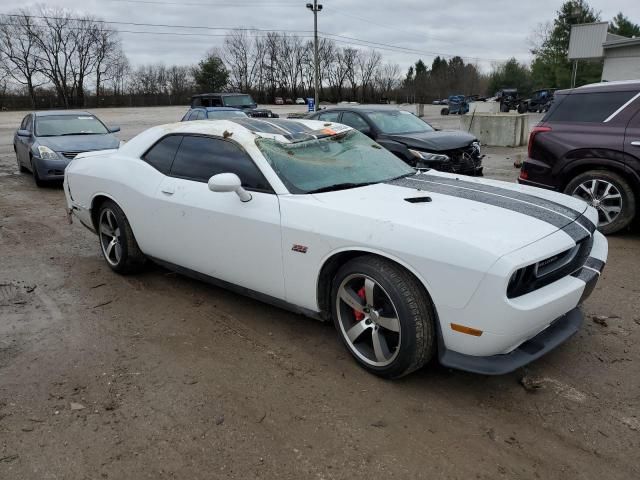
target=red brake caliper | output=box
[353,286,366,321]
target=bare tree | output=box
[356,49,382,102]
[374,63,400,101]
[0,10,45,107]
[31,7,79,107]
[93,24,119,98]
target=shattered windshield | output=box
[256,130,414,194]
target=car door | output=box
[15,114,32,164]
[154,134,285,299]
[624,103,640,177]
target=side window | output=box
[142,135,183,175]
[340,112,369,131]
[318,111,341,122]
[211,97,223,107]
[195,110,206,120]
[545,91,638,123]
[170,136,271,192]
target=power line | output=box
[107,0,301,6]
[3,14,313,35]
[1,12,507,62]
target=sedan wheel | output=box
[565,170,636,235]
[97,200,147,273]
[331,255,435,378]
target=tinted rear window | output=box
[544,91,637,123]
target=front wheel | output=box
[440,107,449,116]
[31,158,46,187]
[565,170,636,235]
[331,256,436,378]
[97,200,147,273]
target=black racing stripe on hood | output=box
[232,118,313,135]
[388,176,591,242]
[418,174,595,230]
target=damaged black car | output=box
[308,107,483,176]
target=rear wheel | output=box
[97,200,147,273]
[331,256,435,378]
[565,170,636,235]
[440,107,449,116]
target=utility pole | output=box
[306,2,322,111]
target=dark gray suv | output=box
[519,80,640,234]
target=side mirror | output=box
[208,173,252,202]
[108,125,121,133]
[17,129,30,137]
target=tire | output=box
[564,170,636,235]
[97,200,147,274]
[517,103,527,114]
[440,108,449,116]
[331,255,436,379]
[15,150,28,173]
[500,103,509,113]
[31,157,46,187]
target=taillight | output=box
[528,126,551,158]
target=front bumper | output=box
[439,307,583,375]
[436,228,607,372]
[32,156,70,180]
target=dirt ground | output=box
[1,106,639,480]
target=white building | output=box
[602,36,640,81]
[568,22,640,83]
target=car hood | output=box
[38,134,120,152]
[379,130,477,152]
[310,172,592,259]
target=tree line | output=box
[1,2,638,110]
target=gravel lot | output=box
[0,105,639,479]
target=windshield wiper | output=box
[307,182,376,194]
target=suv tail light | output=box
[528,126,551,158]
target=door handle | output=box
[161,185,175,195]
[631,141,640,146]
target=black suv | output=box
[191,93,278,118]
[519,80,640,234]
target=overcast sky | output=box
[2,0,637,72]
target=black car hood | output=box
[39,134,120,152]
[380,130,477,152]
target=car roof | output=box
[191,93,251,98]
[557,80,640,95]
[314,105,406,114]
[189,107,243,112]
[33,110,94,117]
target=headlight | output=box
[408,149,450,163]
[472,141,481,156]
[37,145,59,160]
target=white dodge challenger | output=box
[64,118,608,378]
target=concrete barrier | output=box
[469,102,500,114]
[460,113,529,147]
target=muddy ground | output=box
[0,106,639,479]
